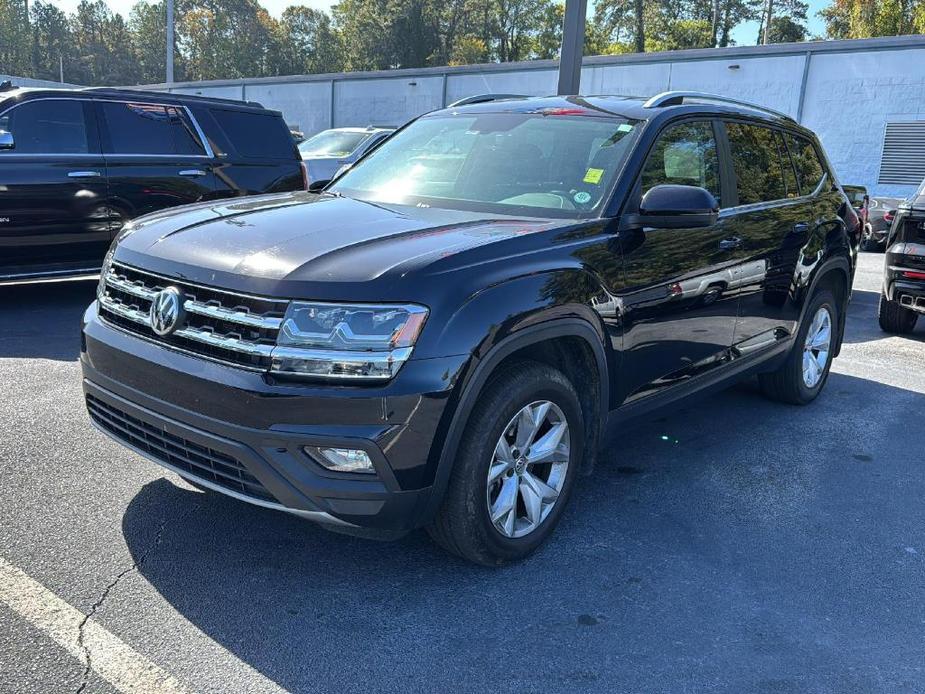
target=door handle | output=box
[792,222,810,235]
[179,169,207,177]
[718,236,742,251]
[67,171,101,178]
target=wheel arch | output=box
[417,318,610,527]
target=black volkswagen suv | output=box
[81,93,858,565]
[0,85,305,283]
[879,178,925,333]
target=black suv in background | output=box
[82,93,858,565]
[0,86,305,283]
[879,179,925,333]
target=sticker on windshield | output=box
[618,123,633,133]
[574,191,592,204]
[583,168,604,184]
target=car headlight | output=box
[270,302,428,380]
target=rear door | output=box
[718,120,819,354]
[616,119,741,404]
[96,100,216,230]
[0,97,109,277]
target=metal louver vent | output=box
[879,121,925,185]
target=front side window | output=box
[641,120,721,204]
[785,132,826,196]
[329,112,638,217]
[299,130,370,158]
[725,122,787,205]
[0,100,89,154]
[100,102,205,156]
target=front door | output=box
[0,98,110,278]
[95,100,216,231]
[616,119,741,405]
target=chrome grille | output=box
[98,262,288,370]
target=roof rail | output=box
[643,91,795,122]
[447,93,528,108]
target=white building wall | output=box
[136,36,925,197]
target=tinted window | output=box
[210,109,295,159]
[330,113,638,216]
[641,120,721,204]
[0,100,89,154]
[785,133,826,195]
[725,122,786,205]
[101,102,205,155]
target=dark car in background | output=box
[879,179,925,333]
[0,86,306,283]
[82,92,857,565]
[298,126,394,190]
[864,195,904,251]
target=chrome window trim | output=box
[0,96,215,159]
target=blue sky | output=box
[51,0,830,45]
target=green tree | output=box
[277,6,342,74]
[821,0,925,38]
[129,1,170,83]
[0,0,30,76]
[70,0,141,85]
[30,2,73,82]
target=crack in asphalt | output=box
[74,499,199,694]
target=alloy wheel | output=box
[486,400,571,539]
[802,306,832,388]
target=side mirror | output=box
[639,184,718,229]
[308,179,329,192]
[0,130,14,151]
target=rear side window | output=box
[209,109,295,159]
[725,122,786,205]
[0,100,89,154]
[641,120,721,205]
[785,133,826,195]
[100,102,206,156]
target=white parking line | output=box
[0,556,192,693]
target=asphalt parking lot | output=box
[1,250,923,694]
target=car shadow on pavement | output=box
[122,370,925,693]
[0,280,97,361]
[843,288,925,344]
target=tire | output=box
[878,293,918,334]
[427,361,584,566]
[862,237,877,252]
[759,288,840,405]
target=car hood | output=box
[115,191,563,288]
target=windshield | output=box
[329,112,638,217]
[299,130,370,157]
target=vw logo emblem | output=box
[149,286,185,336]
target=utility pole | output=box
[166,0,175,83]
[556,0,587,95]
[59,55,64,83]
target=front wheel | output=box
[427,361,584,566]
[759,288,839,405]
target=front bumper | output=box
[81,301,470,531]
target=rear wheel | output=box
[427,361,584,566]
[759,288,839,405]
[878,293,918,334]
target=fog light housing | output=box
[307,447,375,474]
